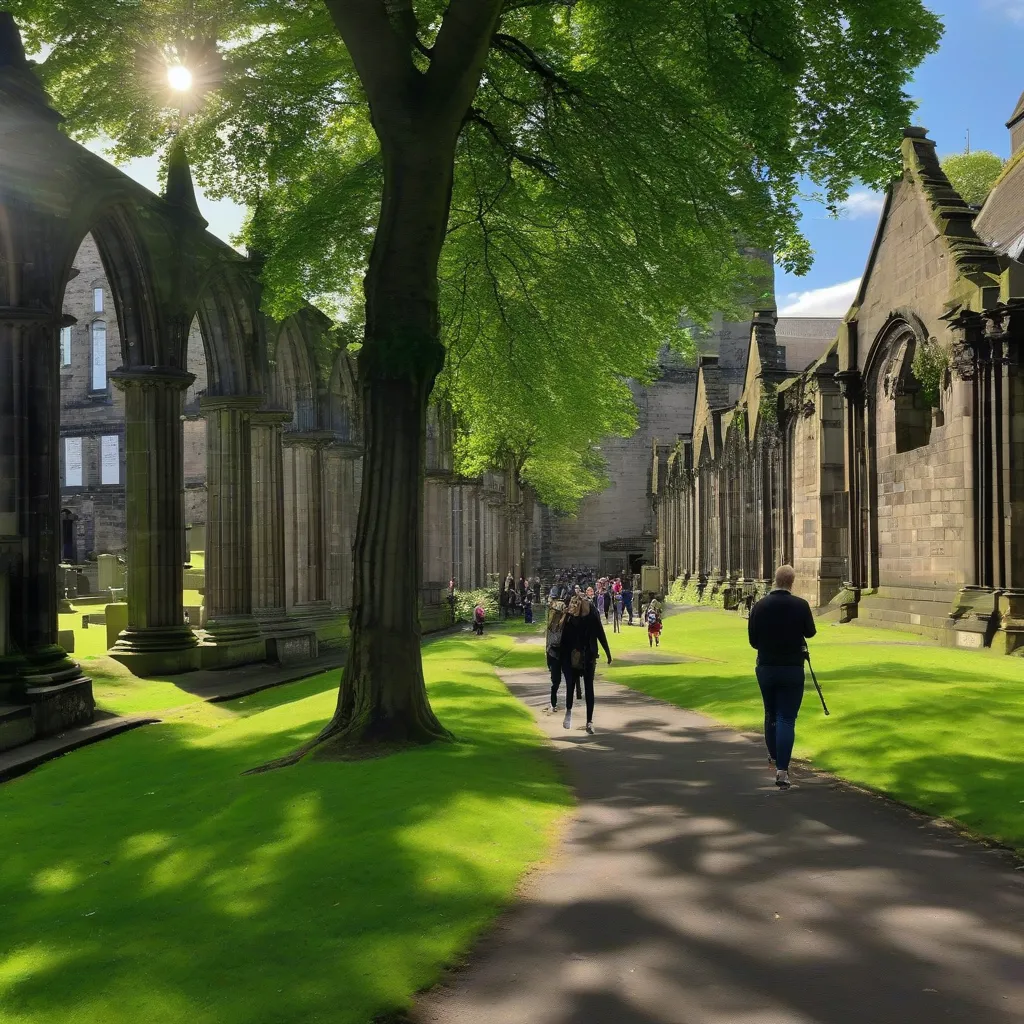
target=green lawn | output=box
[571,607,1024,852]
[0,633,571,1024]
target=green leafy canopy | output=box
[941,150,1005,207]
[12,0,943,508]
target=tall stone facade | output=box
[654,111,1024,653]
[0,17,527,755]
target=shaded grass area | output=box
[593,607,1024,852]
[0,635,571,1024]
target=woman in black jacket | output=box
[559,595,612,734]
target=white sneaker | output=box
[563,710,572,730]
[775,770,791,789]
[585,722,595,735]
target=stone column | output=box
[282,431,333,617]
[322,440,362,611]
[201,395,262,646]
[109,367,199,674]
[250,410,290,625]
[0,314,91,699]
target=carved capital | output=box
[109,366,195,393]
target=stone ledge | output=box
[0,713,158,784]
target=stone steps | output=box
[854,592,953,639]
[0,704,35,754]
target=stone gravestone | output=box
[97,554,125,598]
[105,602,129,651]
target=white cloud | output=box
[779,277,861,317]
[840,190,885,220]
[985,0,1024,22]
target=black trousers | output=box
[562,656,596,722]
[547,653,564,706]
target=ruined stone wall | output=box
[59,234,127,558]
[183,320,209,535]
[872,375,969,591]
[544,370,697,572]
[858,178,970,592]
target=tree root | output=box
[243,715,452,775]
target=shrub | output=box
[454,588,498,622]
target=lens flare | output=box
[167,65,193,92]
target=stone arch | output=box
[270,318,317,430]
[326,348,361,443]
[861,309,936,587]
[59,202,162,368]
[194,266,260,397]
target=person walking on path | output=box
[473,603,486,636]
[747,564,817,790]
[622,579,634,625]
[559,594,612,734]
[612,588,623,633]
[645,595,663,646]
[544,598,568,712]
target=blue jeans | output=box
[756,665,805,771]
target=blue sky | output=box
[776,0,1024,315]
[101,1,1024,317]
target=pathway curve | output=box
[411,669,1024,1024]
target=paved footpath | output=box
[411,666,1024,1024]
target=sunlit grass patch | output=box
[0,634,571,1024]
[606,607,1024,851]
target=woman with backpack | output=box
[646,595,663,647]
[545,598,568,711]
[559,594,612,734]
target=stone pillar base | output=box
[25,678,94,737]
[109,627,201,676]
[833,584,861,623]
[204,614,262,644]
[947,587,998,649]
[289,602,350,651]
[991,590,1024,655]
[198,637,268,670]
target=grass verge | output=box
[548,606,1024,852]
[0,633,571,1024]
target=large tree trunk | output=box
[310,142,455,756]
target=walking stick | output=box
[804,649,830,716]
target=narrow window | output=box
[91,321,107,390]
[93,287,104,313]
[100,434,119,484]
[60,326,72,367]
[64,437,83,487]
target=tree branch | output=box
[427,0,506,120]
[322,0,418,114]
[490,33,573,95]
[466,108,559,180]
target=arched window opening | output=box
[884,334,932,454]
[90,320,107,391]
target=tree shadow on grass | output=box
[411,677,1024,1024]
[604,652,1024,852]
[0,638,571,1024]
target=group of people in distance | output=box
[470,561,816,790]
[547,571,637,632]
[498,573,542,622]
[542,580,667,733]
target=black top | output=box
[747,589,816,666]
[561,604,612,664]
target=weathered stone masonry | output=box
[0,17,525,753]
[654,115,1024,653]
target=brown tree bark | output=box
[287,0,506,758]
